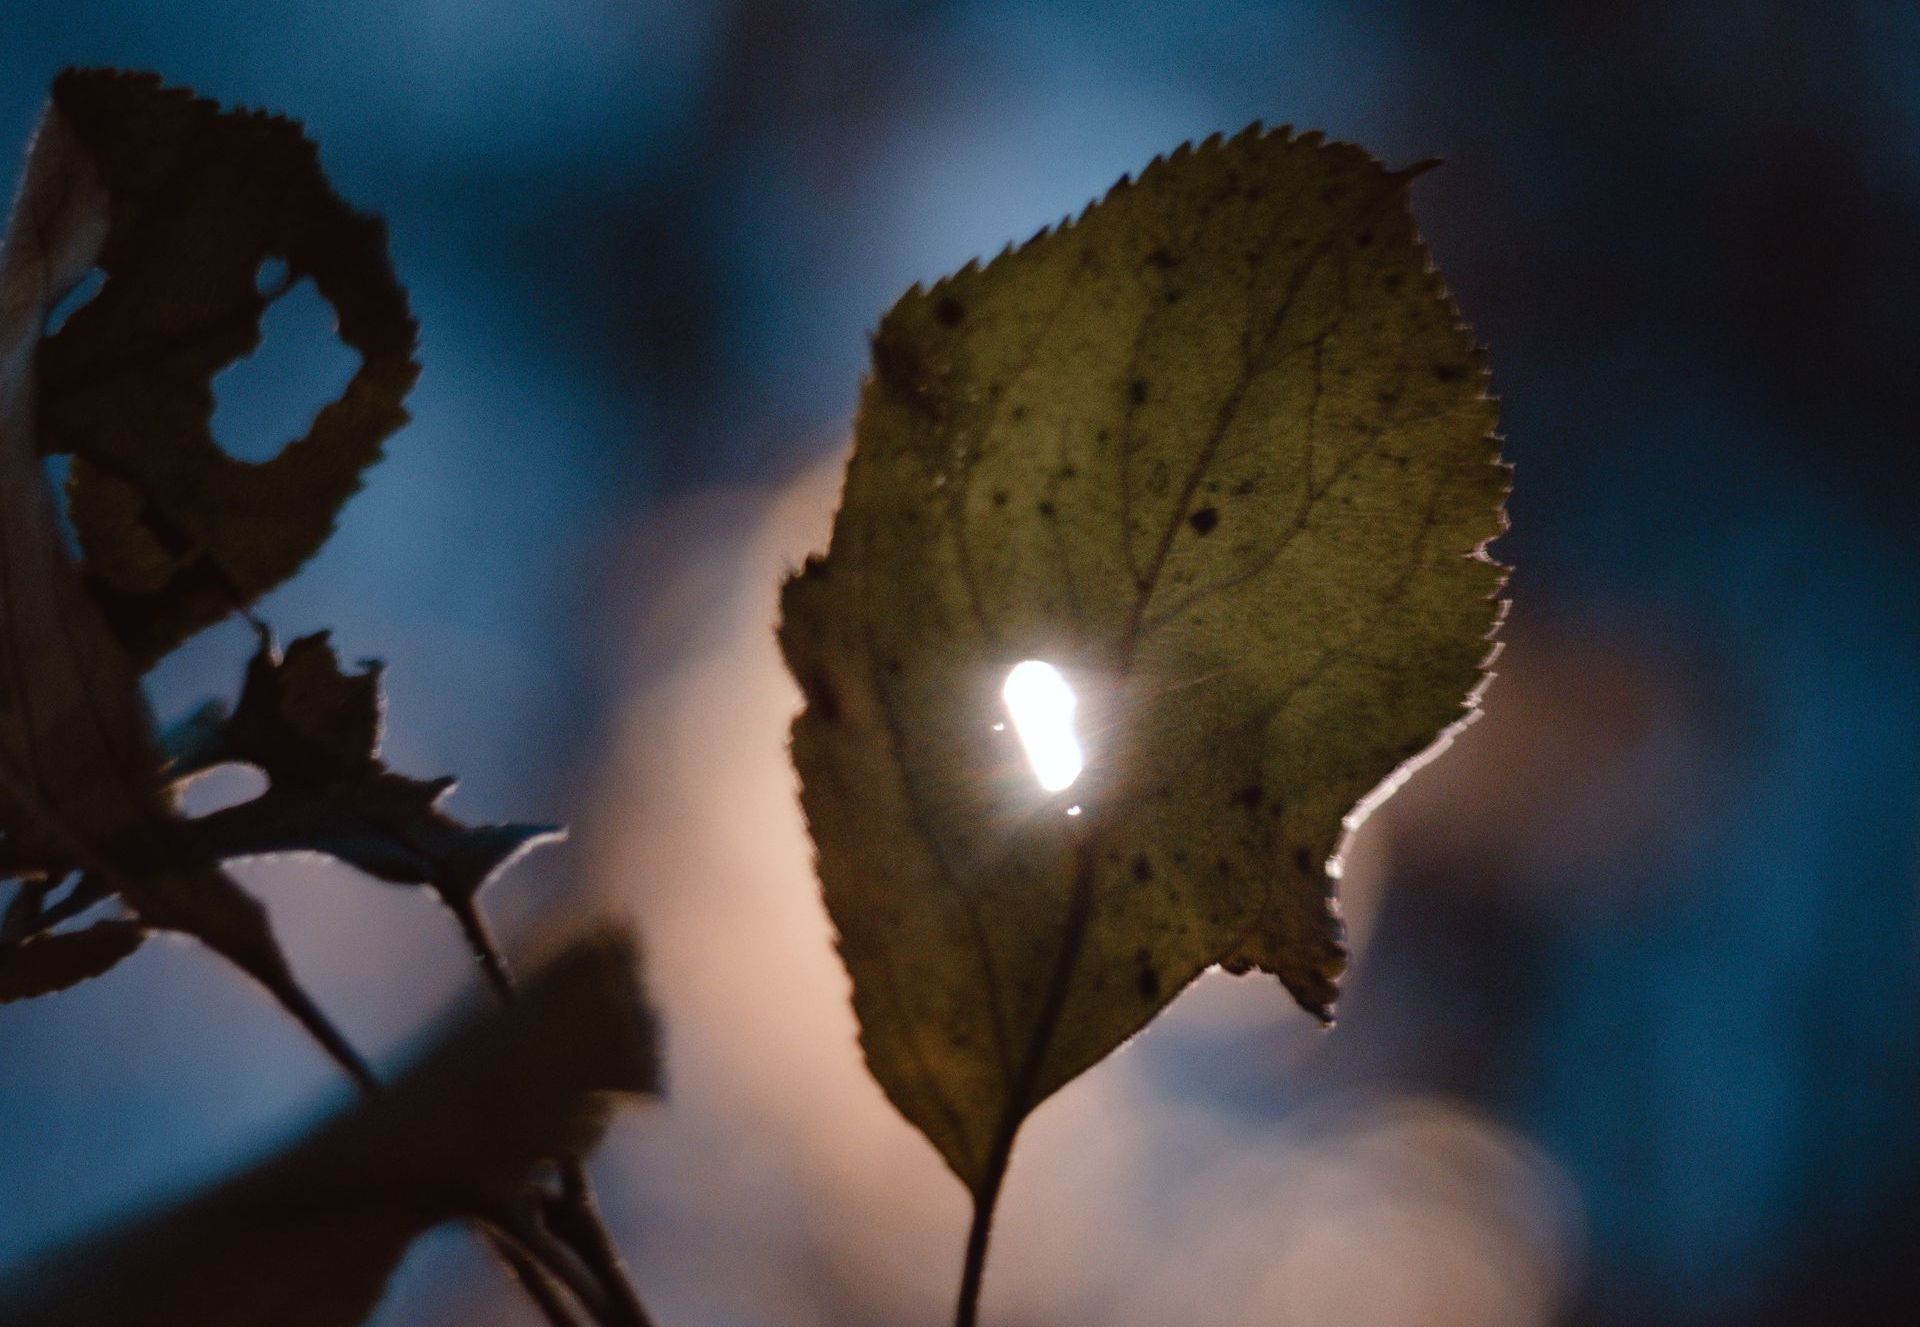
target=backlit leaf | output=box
[780,127,1507,1190]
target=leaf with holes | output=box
[0,933,658,1327]
[35,68,418,668]
[0,68,375,1082]
[780,127,1507,1200]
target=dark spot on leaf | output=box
[934,296,965,327]
[1354,229,1373,248]
[1131,854,1153,882]
[1146,247,1178,270]
[1233,478,1256,496]
[1037,500,1056,517]
[1128,948,1159,998]
[1129,379,1149,406]
[806,672,841,723]
[1188,506,1219,535]
[1294,846,1313,874]
[1011,404,1028,421]
[1432,361,1467,382]
[1165,288,1183,304]
[872,331,944,421]
[1215,857,1231,876]
[1231,784,1261,809]
[992,488,1009,507]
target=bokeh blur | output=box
[3,2,1918,1324]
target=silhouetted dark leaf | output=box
[185,632,564,910]
[0,919,144,1003]
[0,933,658,1327]
[781,127,1507,1190]
[36,69,419,668]
[0,76,370,1081]
[0,90,157,907]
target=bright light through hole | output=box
[1001,660,1084,793]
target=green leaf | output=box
[0,919,145,1003]
[184,632,564,911]
[779,127,1507,1190]
[35,69,419,668]
[0,932,658,1327]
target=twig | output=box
[456,901,659,1327]
[489,1225,590,1327]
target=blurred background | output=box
[2,2,1918,1323]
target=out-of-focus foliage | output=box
[783,127,1504,1192]
[0,934,657,1327]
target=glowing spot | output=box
[1066,805,1083,817]
[1002,660,1084,793]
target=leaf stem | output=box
[498,1211,626,1325]
[490,1226,590,1327]
[273,976,379,1091]
[551,1156,657,1327]
[954,1158,1009,1327]
[450,894,515,1002]
[953,840,1101,1327]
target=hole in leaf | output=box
[44,266,104,334]
[1002,660,1084,793]
[40,454,81,561]
[255,256,291,297]
[210,276,357,464]
[176,762,269,817]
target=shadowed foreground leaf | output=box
[0,73,377,1084]
[177,632,563,924]
[37,68,418,668]
[0,919,144,1003]
[0,75,358,1060]
[780,126,1507,1197]
[0,933,658,1327]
